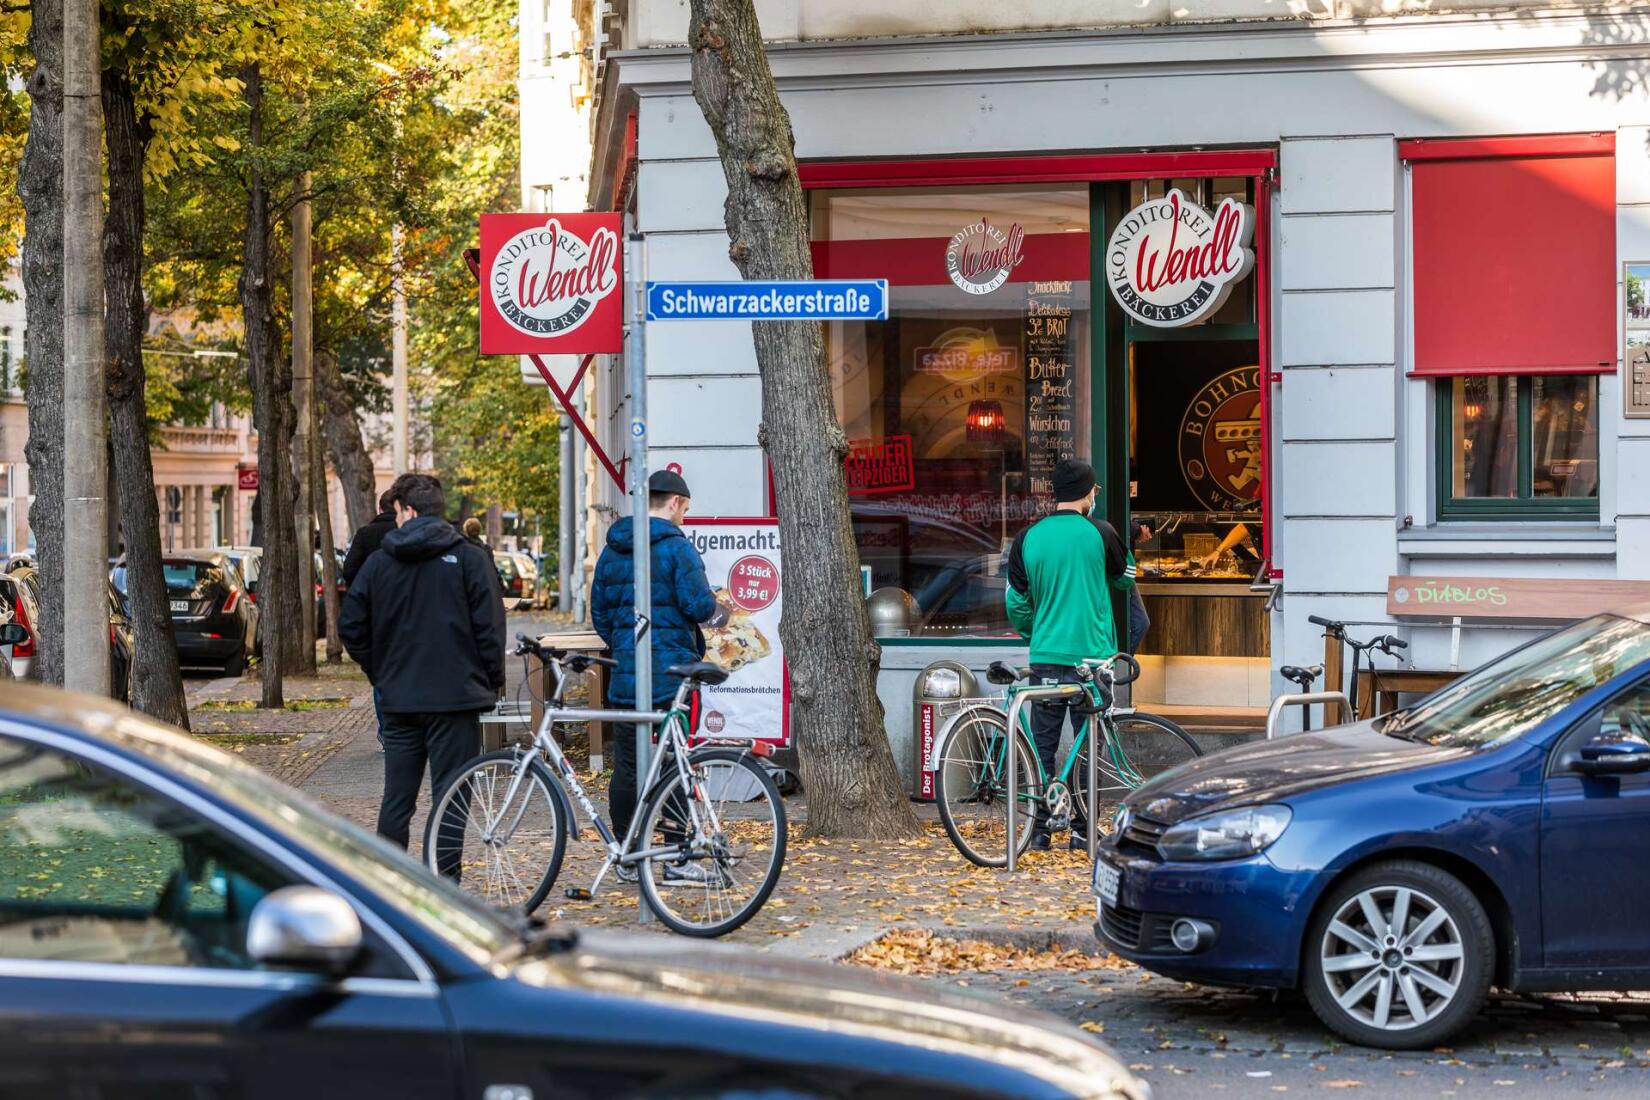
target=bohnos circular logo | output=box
[945,217,1026,296]
[1179,366,1263,511]
[489,216,619,339]
[1106,190,1254,328]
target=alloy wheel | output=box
[1319,885,1464,1031]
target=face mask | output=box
[1088,495,1101,518]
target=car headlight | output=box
[1156,805,1292,861]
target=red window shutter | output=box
[1406,136,1615,377]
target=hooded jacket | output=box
[338,515,506,712]
[591,515,717,706]
[341,510,397,586]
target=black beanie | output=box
[1052,459,1096,504]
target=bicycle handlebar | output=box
[513,633,617,670]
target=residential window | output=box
[1405,135,1614,522]
[1438,374,1599,518]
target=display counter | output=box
[1133,511,1267,658]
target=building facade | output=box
[572,1,1650,777]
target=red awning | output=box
[1404,134,1615,377]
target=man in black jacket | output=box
[341,485,401,587]
[339,475,506,859]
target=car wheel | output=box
[1302,860,1493,1050]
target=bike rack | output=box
[1265,692,1351,739]
[1004,682,1084,873]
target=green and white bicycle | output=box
[933,653,1202,867]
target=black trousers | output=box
[1027,664,1090,836]
[379,709,482,867]
[608,722,688,847]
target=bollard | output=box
[1003,682,1082,872]
[1265,691,1352,739]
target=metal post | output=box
[571,377,589,623]
[1087,695,1099,864]
[627,233,652,923]
[391,224,409,473]
[1265,691,1352,739]
[1002,683,1080,873]
[558,414,574,613]
[62,0,109,695]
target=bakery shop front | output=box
[805,151,1278,721]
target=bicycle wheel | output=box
[934,708,1039,868]
[423,749,568,914]
[636,747,786,938]
[1075,713,1203,833]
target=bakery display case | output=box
[1132,510,1267,659]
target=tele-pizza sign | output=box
[479,213,623,355]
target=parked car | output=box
[107,580,135,703]
[8,565,135,700]
[212,545,337,637]
[0,568,41,679]
[114,553,259,676]
[1093,607,1650,1050]
[493,551,532,611]
[0,683,1147,1100]
[0,622,26,679]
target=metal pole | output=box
[571,376,589,623]
[1002,683,1081,873]
[292,172,316,663]
[627,233,652,923]
[558,414,574,613]
[1087,693,1100,864]
[391,224,409,473]
[62,0,109,695]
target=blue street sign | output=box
[645,279,888,322]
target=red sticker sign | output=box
[727,555,779,613]
[845,435,916,496]
[479,213,623,355]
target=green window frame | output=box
[1434,375,1600,522]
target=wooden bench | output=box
[480,630,611,770]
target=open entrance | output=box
[1099,176,1271,727]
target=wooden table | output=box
[1355,668,1462,720]
[530,630,610,770]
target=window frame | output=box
[1434,375,1600,522]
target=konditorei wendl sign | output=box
[479,213,623,355]
[1106,190,1254,328]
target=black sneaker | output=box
[1030,831,1052,851]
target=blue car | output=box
[1093,608,1650,1050]
[0,682,1147,1099]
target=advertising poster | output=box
[683,518,789,746]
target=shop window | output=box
[1405,136,1612,522]
[1437,374,1599,518]
[810,184,1091,638]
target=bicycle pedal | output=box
[563,887,592,901]
[1047,815,1070,832]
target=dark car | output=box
[1093,607,1650,1050]
[114,553,259,676]
[0,571,39,680]
[9,566,135,700]
[106,581,134,703]
[0,683,1145,1100]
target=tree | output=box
[17,0,66,686]
[685,0,918,839]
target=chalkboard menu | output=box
[1024,281,1079,496]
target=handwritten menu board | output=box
[1024,281,1079,496]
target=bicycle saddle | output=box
[666,662,730,686]
[1281,664,1323,688]
[986,661,1027,685]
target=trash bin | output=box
[912,660,977,802]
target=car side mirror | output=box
[1575,730,1650,777]
[0,623,28,647]
[247,886,363,976]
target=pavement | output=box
[182,614,1650,1099]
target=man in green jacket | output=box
[1005,458,1136,850]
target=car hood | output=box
[1126,722,1475,825]
[510,930,1146,1100]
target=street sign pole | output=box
[627,233,653,925]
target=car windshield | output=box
[163,561,220,590]
[111,714,518,962]
[1387,614,1650,749]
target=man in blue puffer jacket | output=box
[591,469,718,850]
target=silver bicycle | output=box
[423,634,787,937]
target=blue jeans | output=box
[1127,587,1150,653]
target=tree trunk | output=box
[19,0,66,686]
[239,63,295,708]
[686,0,918,839]
[102,63,190,728]
[315,441,342,664]
[317,350,378,532]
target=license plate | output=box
[1096,861,1120,909]
[170,600,190,614]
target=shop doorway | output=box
[1099,177,1272,722]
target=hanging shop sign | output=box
[683,519,789,747]
[845,435,916,495]
[945,217,1027,295]
[1179,365,1263,511]
[1106,190,1254,327]
[479,213,623,355]
[236,466,259,492]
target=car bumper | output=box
[1091,845,1317,989]
[173,628,244,663]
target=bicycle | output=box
[422,634,787,938]
[932,653,1203,867]
[1307,614,1408,720]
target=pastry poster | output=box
[684,518,789,746]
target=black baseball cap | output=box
[649,469,691,498]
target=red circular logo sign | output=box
[704,711,726,734]
[1179,366,1263,511]
[727,555,779,613]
